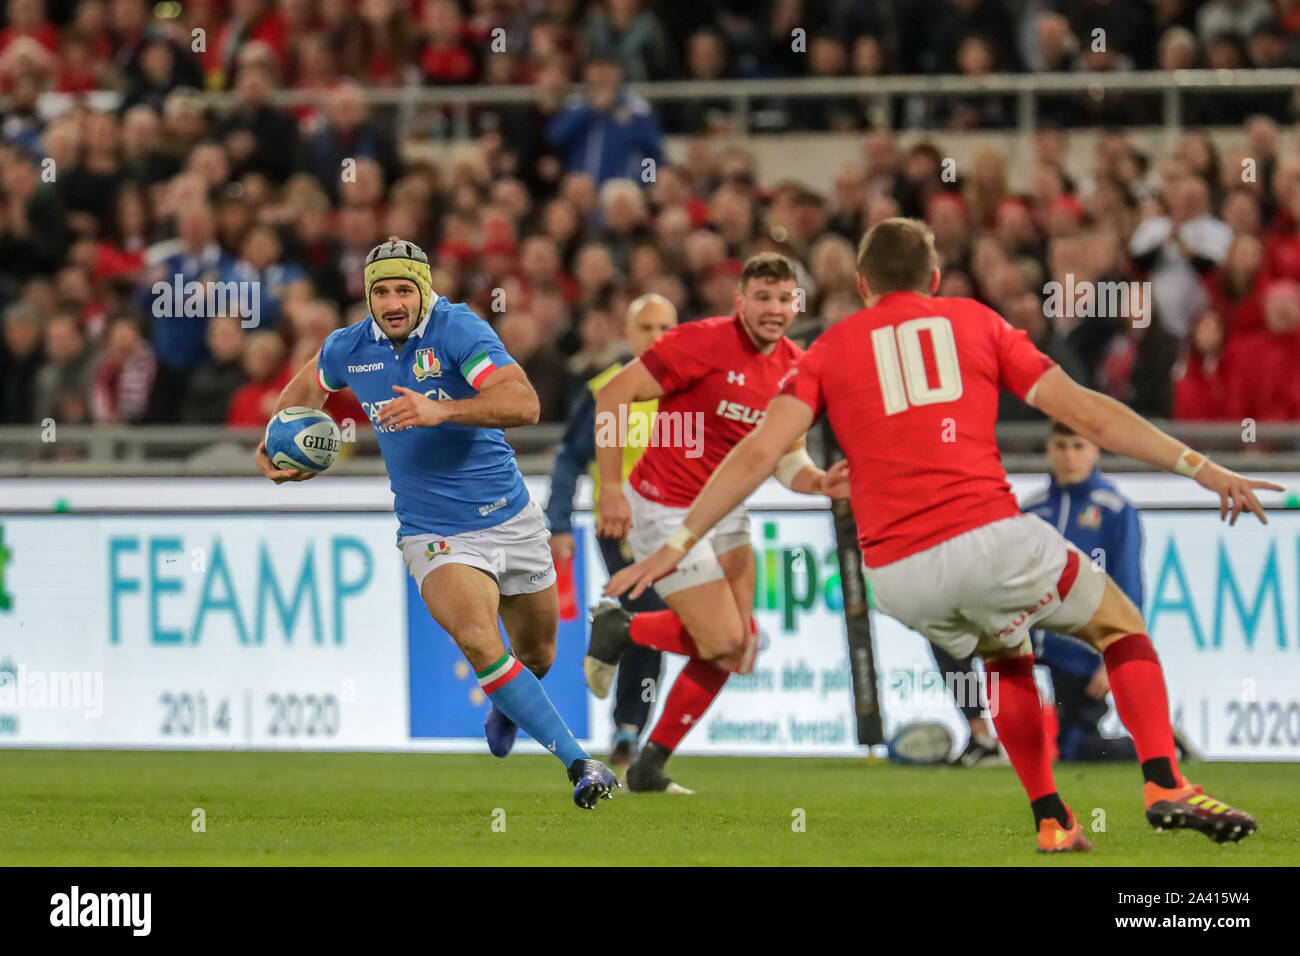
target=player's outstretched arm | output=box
[605,396,813,599]
[1028,366,1284,524]
[375,364,540,430]
[254,349,329,484]
[593,360,665,539]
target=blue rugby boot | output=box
[484,706,518,758]
[568,758,620,810]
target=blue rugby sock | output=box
[476,653,588,767]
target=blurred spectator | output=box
[60,112,124,236]
[1196,0,1273,45]
[1130,175,1232,337]
[92,316,156,423]
[299,82,400,202]
[215,64,300,183]
[34,311,95,423]
[219,224,309,330]
[181,313,247,423]
[0,149,69,278]
[1,300,43,422]
[225,329,286,426]
[119,105,176,184]
[418,0,477,85]
[1,72,45,159]
[581,0,670,82]
[1222,278,1300,420]
[547,57,664,185]
[349,0,411,86]
[565,294,624,399]
[1208,232,1269,334]
[668,28,734,133]
[997,289,1087,421]
[1174,307,1233,420]
[1095,317,1181,419]
[213,0,289,88]
[801,35,862,131]
[908,0,1018,75]
[122,38,184,111]
[141,202,233,418]
[0,0,58,56]
[497,312,568,422]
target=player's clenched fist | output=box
[376,385,446,430]
[550,532,575,561]
[255,440,316,484]
[597,487,632,540]
[1194,461,1284,525]
[819,459,852,498]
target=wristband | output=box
[666,525,699,552]
[775,447,816,489]
[1174,447,1207,478]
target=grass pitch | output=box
[1,751,1295,865]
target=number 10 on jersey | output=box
[871,316,964,415]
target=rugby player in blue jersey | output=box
[254,238,618,809]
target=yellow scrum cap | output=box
[364,237,434,320]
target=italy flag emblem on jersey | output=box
[461,350,498,389]
[414,348,441,380]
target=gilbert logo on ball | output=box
[264,407,342,473]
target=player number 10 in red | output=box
[870,316,964,415]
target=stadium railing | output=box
[1,423,1297,477]
[17,68,1300,143]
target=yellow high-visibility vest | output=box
[587,361,657,522]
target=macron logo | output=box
[348,362,385,373]
[50,886,151,936]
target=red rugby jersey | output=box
[629,314,803,507]
[780,291,1056,566]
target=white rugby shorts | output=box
[398,499,556,596]
[625,483,751,597]
[864,514,1106,659]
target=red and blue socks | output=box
[475,652,587,767]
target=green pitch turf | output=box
[1,751,1295,865]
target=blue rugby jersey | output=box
[1020,466,1143,609]
[317,297,530,538]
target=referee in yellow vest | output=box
[546,293,678,767]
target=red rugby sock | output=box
[648,658,729,751]
[985,655,1058,802]
[1102,633,1180,779]
[630,610,699,657]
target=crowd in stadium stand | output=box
[1,0,1300,434]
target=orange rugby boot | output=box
[1037,816,1094,853]
[1143,779,1257,843]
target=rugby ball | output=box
[886,721,955,765]
[264,406,342,473]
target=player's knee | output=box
[704,624,746,662]
[514,642,554,678]
[452,621,506,663]
[1081,607,1147,650]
